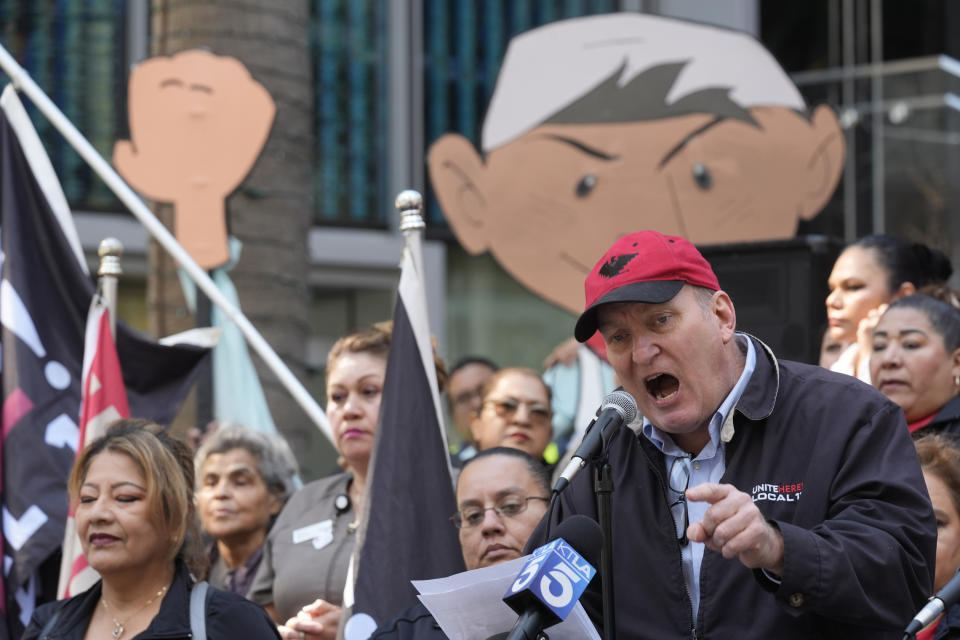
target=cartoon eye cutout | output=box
[575,173,597,198]
[692,163,711,190]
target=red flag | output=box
[56,294,130,598]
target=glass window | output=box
[0,0,128,211]
[309,0,389,226]
[422,0,617,226]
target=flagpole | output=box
[394,189,452,465]
[0,43,334,445]
[96,237,122,337]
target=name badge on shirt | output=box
[292,520,334,550]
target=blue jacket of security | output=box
[528,335,936,639]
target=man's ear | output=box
[713,290,737,342]
[797,105,845,221]
[427,133,490,254]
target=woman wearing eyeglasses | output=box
[368,448,551,638]
[469,367,553,461]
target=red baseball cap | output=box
[574,231,720,342]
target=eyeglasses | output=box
[450,494,550,529]
[483,398,551,425]
[669,456,691,546]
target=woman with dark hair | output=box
[470,366,553,462]
[250,324,392,638]
[23,419,280,640]
[914,434,960,639]
[253,322,447,640]
[826,235,952,382]
[195,424,299,597]
[870,294,960,436]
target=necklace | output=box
[100,584,168,639]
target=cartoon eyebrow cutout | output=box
[657,116,726,169]
[539,134,620,161]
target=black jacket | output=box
[22,561,281,640]
[529,336,935,639]
[915,394,960,439]
[370,601,447,640]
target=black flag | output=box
[343,225,465,638]
[0,88,208,636]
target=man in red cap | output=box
[530,230,935,638]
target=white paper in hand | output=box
[412,556,600,640]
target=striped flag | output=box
[0,86,209,636]
[56,293,130,599]
[342,213,465,639]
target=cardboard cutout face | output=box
[428,13,845,315]
[114,50,275,270]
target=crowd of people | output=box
[21,228,960,640]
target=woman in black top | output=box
[24,419,280,640]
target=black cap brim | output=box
[573,280,684,342]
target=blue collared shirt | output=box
[641,334,756,622]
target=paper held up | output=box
[412,556,600,640]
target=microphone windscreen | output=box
[602,389,638,423]
[548,515,603,570]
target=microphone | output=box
[502,515,602,640]
[553,390,638,493]
[904,568,960,637]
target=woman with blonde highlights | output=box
[23,419,280,640]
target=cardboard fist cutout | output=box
[428,13,845,315]
[114,49,275,270]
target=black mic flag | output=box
[502,515,603,640]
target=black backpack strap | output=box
[190,581,210,640]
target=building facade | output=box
[2,0,958,477]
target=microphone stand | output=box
[595,458,615,640]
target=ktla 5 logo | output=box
[508,539,597,613]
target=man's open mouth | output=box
[646,373,679,400]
